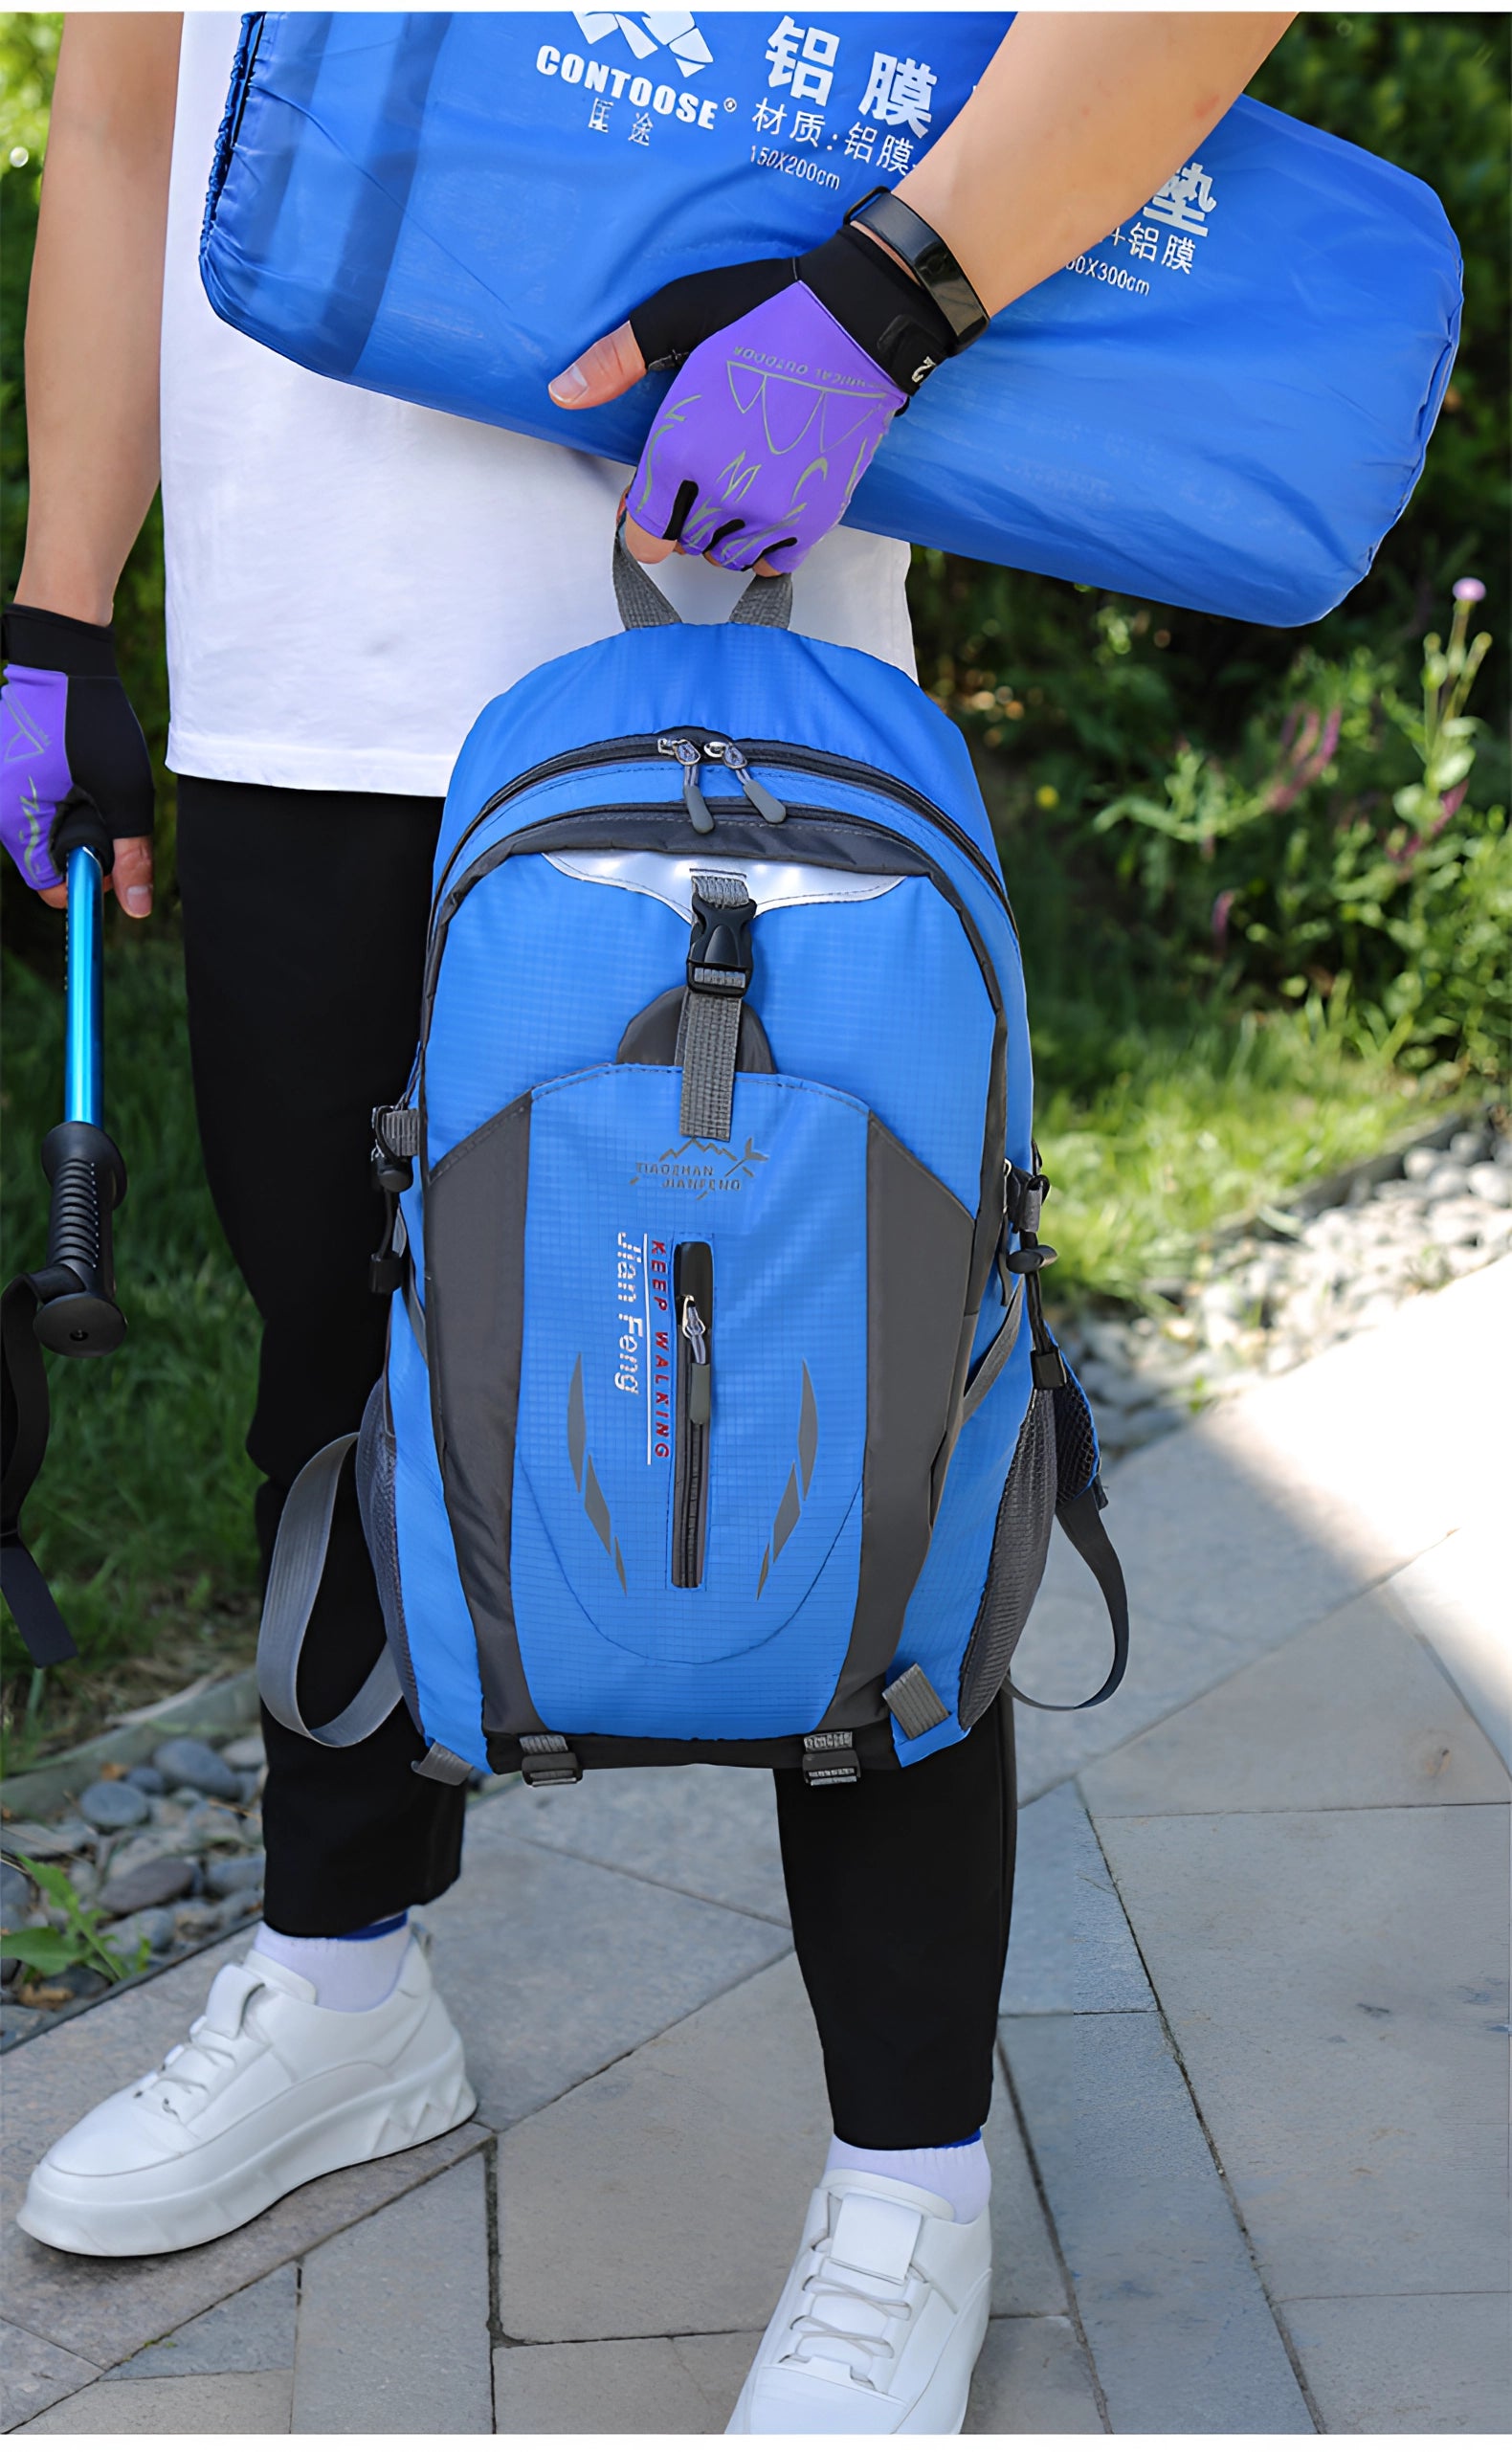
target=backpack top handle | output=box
[612,520,793,635]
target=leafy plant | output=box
[1088,591,1508,1080]
[2,1853,147,1987]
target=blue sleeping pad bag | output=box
[200,11,1460,625]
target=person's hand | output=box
[1,604,154,914]
[549,224,961,576]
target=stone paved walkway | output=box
[3,1261,1507,2436]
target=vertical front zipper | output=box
[673,1242,713,1587]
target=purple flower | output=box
[1453,576,1486,603]
[1212,888,1236,953]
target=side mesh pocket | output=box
[355,1378,422,1728]
[956,1388,1057,1728]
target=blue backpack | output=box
[257,546,1127,1788]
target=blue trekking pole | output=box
[1,800,127,1666]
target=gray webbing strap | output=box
[612,525,792,635]
[678,992,742,1139]
[613,530,681,630]
[679,871,749,1140]
[257,1433,404,1747]
[728,570,793,628]
[960,1285,1024,1428]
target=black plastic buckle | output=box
[519,1733,583,1787]
[802,1730,860,1787]
[687,890,757,998]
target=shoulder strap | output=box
[0,1272,78,1665]
[256,1434,403,1746]
[1009,1482,1130,1713]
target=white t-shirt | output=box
[161,15,916,797]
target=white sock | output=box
[825,2130,992,2225]
[252,1912,411,2012]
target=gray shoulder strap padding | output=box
[257,1433,404,1747]
[613,527,793,635]
[960,1285,1024,1428]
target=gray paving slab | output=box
[1094,1803,1510,2301]
[985,2075,1067,2319]
[1016,1259,1510,1799]
[0,1932,487,2372]
[17,2367,294,2432]
[3,2124,485,2380]
[108,2263,298,2379]
[1279,2289,1512,2433]
[493,1762,789,1925]
[1001,2010,1313,2433]
[0,2319,100,2432]
[493,2332,757,2434]
[965,2315,1103,2434]
[1386,1521,1510,1771]
[1002,1781,1150,2014]
[293,2156,492,2434]
[423,1794,789,2129]
[497,1952,826,2343]
[1080,1592,1510,1818]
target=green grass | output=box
[1034,1004,1428,1306]
[1,933,260,1751]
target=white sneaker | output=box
[727,2170,992,2435]
[18,1935,475,2258]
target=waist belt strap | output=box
[257,1433,403,1746]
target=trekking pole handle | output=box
[33,820,127,1357]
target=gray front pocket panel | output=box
[423,1090,538,1735]
[956,1387,1057,1728]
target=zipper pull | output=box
[707,739,787,824]
[680,1296,711,1424]
[658,734,715,835]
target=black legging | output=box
[175,776,1015,2148]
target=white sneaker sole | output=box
[725,2275,990,2435]
[18,2034,476,2260]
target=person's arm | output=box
[10,11,182,912]
[890,11,1291,318]
[553,11,1293,569]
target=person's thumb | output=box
[110,833,154,920]
[549,322,646,409]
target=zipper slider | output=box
[680,1296,711,1424]
[658,734,715,835]
[706,738,787,825]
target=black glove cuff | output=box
[844,188,989,349]
[3,603,120,680]
[796,226,959,397]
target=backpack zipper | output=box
[673,1243,713,1588]
[423,800,1008,1037]
[433,734,1010,926]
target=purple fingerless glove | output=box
[2,605,153,892]
[623,212,978,576]
[630,282,907,577]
